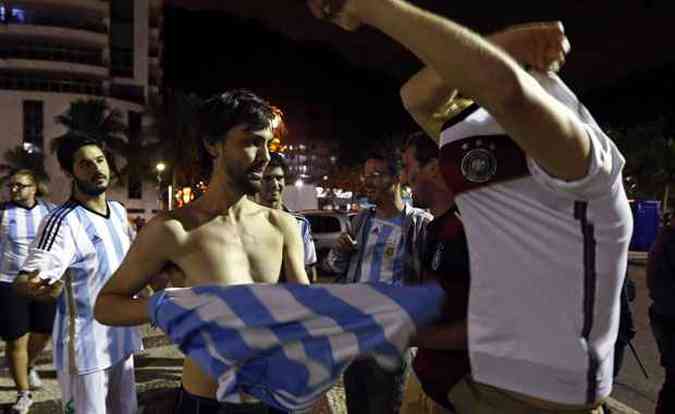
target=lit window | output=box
[12,8,25,22]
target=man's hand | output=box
[13,270,64,301]
[335,232,358,252]
[307,0,362,31]
[490,22,570,73]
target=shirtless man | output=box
[94,89,310,414]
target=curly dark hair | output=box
[55,132,104,174]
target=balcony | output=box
[0,73,103,95]
[0,59,107,78]
[0,8,108,34]
[0,23,107,47]
[0,44,104,67]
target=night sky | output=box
[164,4,675,163]
[164,8,417,164]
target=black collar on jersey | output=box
[9,200,39,211]
[69,197,111,219]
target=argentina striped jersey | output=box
[0,200,55,283]
[21,200,142,374]
[149,282,446,412]
[357,216,407,284]
[292,213,317,266]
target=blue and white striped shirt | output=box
[292,213,317,267]
[149,282,445,412]
[357,215,407,284]
[21,200,142,375]
[0,200,55,283]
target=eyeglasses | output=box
[7,183,34,190]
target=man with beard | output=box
[14,134,142,414]
[94,89,310,414]
[257,152,318,282]
[401,132,470,414]
[325,151,431,414]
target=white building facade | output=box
[0,0,164,222]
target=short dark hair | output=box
[366,150,402,178]
[267,152,289,177]
[56,133,104,174]
[199,89,275,145]
[404,131,439,166]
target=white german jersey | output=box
[439,72,632,405]
[0,200,55,283]
[21,200,142,375]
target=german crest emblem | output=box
[460,148,497,183]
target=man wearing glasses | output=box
[0,169,55,414]
[325,152,431,414]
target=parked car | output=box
[301,210,356,275]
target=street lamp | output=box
[155,162,171,210]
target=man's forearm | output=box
[94,293,150,326]
[412,320,467,350]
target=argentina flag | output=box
[148,282,446,412]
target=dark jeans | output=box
[343,352,410,414]
[175,387,270,414]
[649,307,675,414]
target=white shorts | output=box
[58,354,137,414]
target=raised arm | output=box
[94,215,180,326]
[401,22,569,141]
[310,0,591,181]
[277,212,311,284]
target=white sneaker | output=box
[11,392,33,414]
[28,368,42,389]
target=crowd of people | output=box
[0,0,670,413]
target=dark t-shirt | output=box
[648,224,675,319]
[413,206,471,409]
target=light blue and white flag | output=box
[149,282,446,412]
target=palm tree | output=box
[51,98,128,154]
[142,89,202,188]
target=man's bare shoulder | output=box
[140,206,200,243]
[266,207,297,228]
